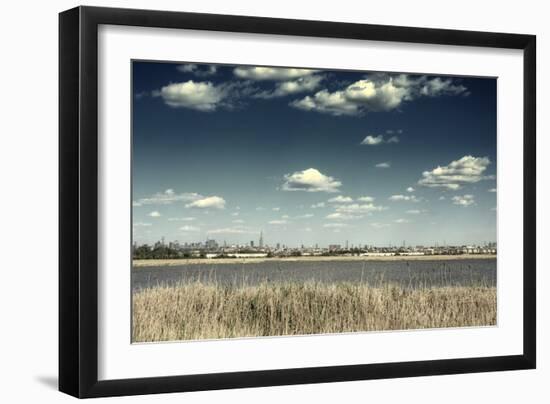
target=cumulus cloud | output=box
[418,155,493,190]
[176,64,218,77]
[311,202,326,209]
[394,218,410,223]
[148,211,161,217]
[407,187,415,193]
[371,222,390,229]
[255,75,324,98]
[133,222,152,227]
[179,225,200,232]
[361,135,399,146]
[185,196,226,209]
[389,194,419,202]
[290,74,467,116]
[328,195,353,203]
[452,194,476,207]
[488,188,497,193]
[295,213,314,219]
[282,168,342,193]
[375,162,391,168]
[357,196,375,202]
[133,189,201,206]
[233,66,318,81]
[155,80,229,111]
[272,207,281,211]
[361,135,384,145]
[406,209,423,214]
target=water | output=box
[132,258,496,291]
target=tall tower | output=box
[259,231,264,248]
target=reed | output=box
[132,281,496,342]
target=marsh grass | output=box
[132,280,496,342]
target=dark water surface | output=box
[132,259,496,291]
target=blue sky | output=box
[132,61,497,247]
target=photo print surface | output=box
[131,61,497,343]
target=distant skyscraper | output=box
[250,240,254,247]
[259,231,264,248]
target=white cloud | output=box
[290,74,467,116]
[371,222,390,229]
[269,220,288,225]
[439,196,446,200]
[256,75,324,98]
[326,212,362,220]
[387,136,400,143]
[179,225,200,232]
[311,202,326,208]
[233,66,318,81]
[323,223,349,228]
[133,189,201,206]
[282,168,342,193]
[335,203,386,214]
[303,227,313,232]
[168,217,195,222]
[452,194,476,207]
[357,196,375,202]
[232,219,245,224]
[361,135,384,145]
[488,188,497,193]
[295,213,314,219]
[389,194,419,202]
[328,195,353,203]
[407,187,415,193]
[207,227,256,235]
[375,162,391,168]
[231,212,239,216]
[185,196,226,209]
[155,80,228,111]
[394,218,410,223]
[406,209,422,215]
[418,155,493,190]
[148,211,161,217]
[281,214,290,219]
[272,207,281,211]
[176,64,217,77]
[291,89,360,116]
[361,135,399,146]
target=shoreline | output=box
[133,254,496,268]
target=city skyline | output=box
[132,62,497,246]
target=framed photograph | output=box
[59,6,536,398]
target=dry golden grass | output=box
[132,281,496,342]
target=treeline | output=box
[133,245,198,260]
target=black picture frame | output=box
[59,5,536,398]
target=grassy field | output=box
[132,281,496,342]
